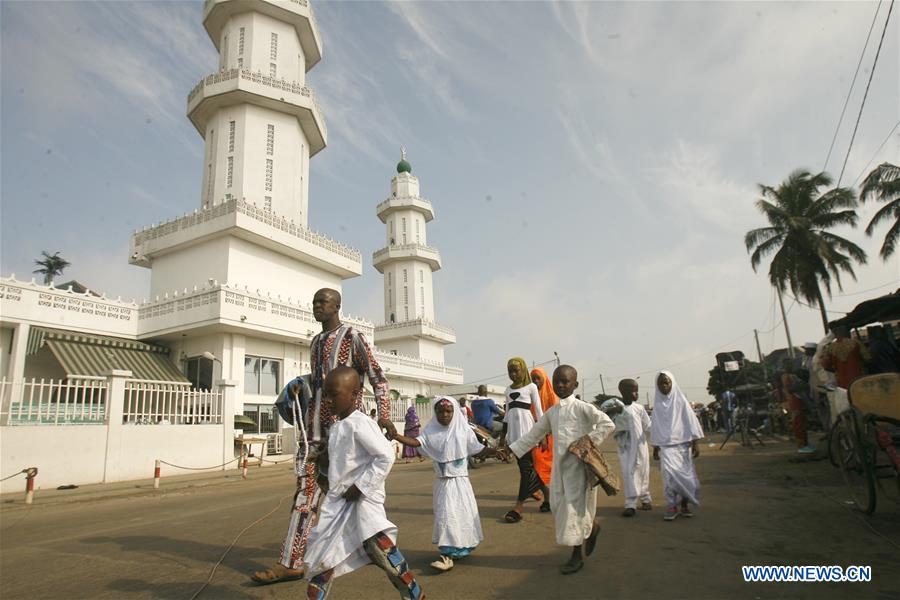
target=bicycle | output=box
[830,373,900,514]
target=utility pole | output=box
[598,373,606,395]
[753,329,768,380]
[776,288,795,359]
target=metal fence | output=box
[123,380,223,425]
[1,377,108,425]
[361,397,434,427]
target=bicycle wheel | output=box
[835,417,876,514]
[827,423,842,468]
[867,421,900,505]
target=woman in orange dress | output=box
[531,366,558,512]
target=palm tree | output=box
[744,169,867,333]
[859,162,900,260]
[33,251,71,285]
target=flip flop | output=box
[250,566,304,585]
[504,510,522,523]
[584,523,601,557]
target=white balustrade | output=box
[123,380,223,425]
[1,377,108,425]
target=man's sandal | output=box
[250,564,304,585]
[504,510,523,523]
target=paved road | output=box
[2,435,899,600]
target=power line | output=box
[786,294,849,315]
[851,120,900,187]
[837,0,896,186]
[834,280,898,297]
[823,0,883,172]
[460,356,556,386]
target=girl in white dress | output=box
[650,371,703,521]
[392,396,497,572]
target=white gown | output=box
[303,410,396,577]
[649,371,704,507]
[509,396,615,546]
[616,403,652,507]
[417,398,486,550]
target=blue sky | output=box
[2,1,898,400]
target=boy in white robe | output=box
[391,396,498,572]
[650,370,703,522]
[509,365,615,575]
[616,379,652,517]
[303,367,424,600]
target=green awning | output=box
[28,327,187,382]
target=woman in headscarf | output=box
[391,396,496,572]
[650,371,703,521]
[530,366,558,510]
[402,405,424,463]
[500,357,549,522]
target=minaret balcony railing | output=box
[187,68,327,152]
[131,198,361,263]
[376,196,434,223]
[374,318,456,345]
[372,243,442,272]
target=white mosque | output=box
[0,0,462,487]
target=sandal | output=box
[504,510,523,523]
[250,564,304,585]
[539,501,551,513]
[559,558,584,575]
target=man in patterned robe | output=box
[252,288,395,584]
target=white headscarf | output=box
[649,370,704,446]
[417,396,483,463]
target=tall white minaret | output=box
[372,150,456,363]
[188,0,325,225]
[131,0,362,302]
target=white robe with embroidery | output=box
[616,402,652,507]
[303,411,396,577]
[509,396,615,546]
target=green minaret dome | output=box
[396,146,411,174]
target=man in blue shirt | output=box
[720,389,737,433]
[471,385,503,436]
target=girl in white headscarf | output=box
[391,396,497,572]
[649,371,704,521]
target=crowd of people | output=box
[248,287,709,598]
[710,321,900,454]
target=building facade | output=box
[0,0,462,489]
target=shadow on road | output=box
[106,578,258,600]
[82,535,278,578]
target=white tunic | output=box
[616,403,651,502]
[509,396,614,546]
[303,411,396,577]
[503,382,543,444]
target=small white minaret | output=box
[372,150,455,363]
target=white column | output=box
[102,369,134,483]
[2,323,29,414]
[218,379,238,468]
